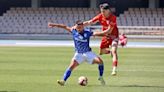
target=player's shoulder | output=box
[98,13,103,18]
[94,13,102,18]
[84,28,93,34]
[84,28,92,32]
[111,14,116,18]
[71,26,77,31]
[84,28,93,36]
[97,13,102,16]
[70,27,77,34]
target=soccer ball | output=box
[78,76,88,86]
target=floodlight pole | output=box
[149,0,159,8]
[31,0,41,8]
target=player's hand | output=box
[48,22,56,28]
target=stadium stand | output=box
[116,8,164,38]
[118,8,164,26]
[0,7,164,40]
[0,7,99,34]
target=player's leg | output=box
[111,39,118,76]
[85,52,105,85]
[99,38,111,55]
[99,48,110,55]
[57,53,83,86]
[63,59,79,81]
[93,57,106,85]
[92,57,104,76]
[57,59,79,86]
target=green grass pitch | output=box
[0,47,164,92]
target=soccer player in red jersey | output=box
[83,3,119,76]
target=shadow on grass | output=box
[88,84,164,88]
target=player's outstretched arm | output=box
[83,19,99,26]
[48,22,72,33]
[93,26,114,36]
[83,20,94,26]
[83,15,99,26]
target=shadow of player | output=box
[88,84,164,88]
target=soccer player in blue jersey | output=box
[48,20,113,86]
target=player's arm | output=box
[93,26,114,36]
[83,20,97,26]
[97,16,116,37]
[48,22,72,33]
[83,14,100,26]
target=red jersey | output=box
[91,13,119,39]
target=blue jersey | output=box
[71,28,93,53]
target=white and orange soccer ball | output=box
[78,76,88,86]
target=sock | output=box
[63,68,72,81]
[98,64,104,77]
[112,61,118,72]
[113,61,118,67]
[112,66,117,72]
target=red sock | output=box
[113,61,118,67]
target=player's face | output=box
[100,8,110,17]
[75,24,84,33]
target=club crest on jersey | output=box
[79,35,83,39]
[84,33,87,38]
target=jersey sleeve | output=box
[85,28,93,36]
[71,29,75,35]
[89,30,93,36]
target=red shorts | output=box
[100,37,118,49]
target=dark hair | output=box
[99,3,110,10]
[75,20,83,25]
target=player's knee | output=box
[99,49,109,55]
[69,60,79,70]
[112,43,118,47]
[93,57,103,64]
[112,49,117,55]
[98,57,103,64]
[100,49,105,53]
[112,41,118,47]
[97,57,103,64]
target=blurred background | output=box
[0,0,164,41]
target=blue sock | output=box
[63,68,72,81]
[98,64,104,77]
